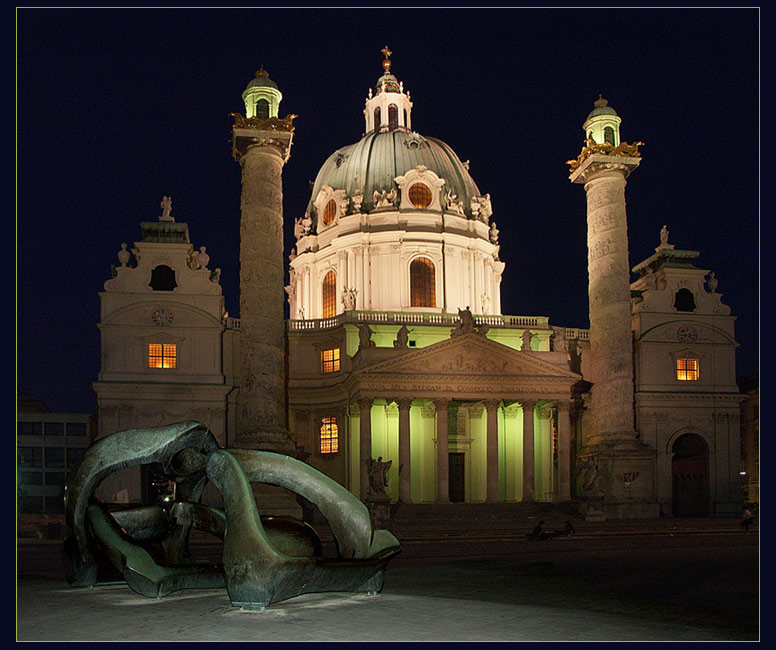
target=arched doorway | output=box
[671,433,710,516]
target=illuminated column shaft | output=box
[572,155,640,445]
[233,124,293,443]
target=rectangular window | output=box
[18,422,43,436]
[19,471,43,486]
[18,447,43,468]
[18,496,43,514]
[66,447,86,471]
[45,447,66,468]
[66,422,87,438]
[676,358,699,381]
[149,343,177,369]
[45,422,65,436]
[320,417,339,454]
[321,347,341,373]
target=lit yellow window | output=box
[322,271,337,318]
[676,358,699,381]
[408,182,432,209]
[410,257,436,308]
[148,343,177,369]
[322,199,337,226]
[320,417,339,454]
[321,347,341,373]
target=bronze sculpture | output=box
[64,421,401,611]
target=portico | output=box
[343,333,580,504]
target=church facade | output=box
[92,54,743,518]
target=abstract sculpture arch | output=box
[64,421,401,610]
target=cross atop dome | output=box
[381,46,392,73]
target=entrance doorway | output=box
[449,452,465,502]
[671,433,709,516]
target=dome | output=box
[306,129,481,222]
[374,72,401,94]
[244,67,278,92]
[586,96,618,121]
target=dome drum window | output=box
[410,257,436,308]
[313,185,349,230]
[395,165,446,212]
[322,271,337,318]
[322,199,337,226]
[408,183,432,209]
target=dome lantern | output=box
[582,95,622,147]
[363,47,413,134]
[242,67,283,119]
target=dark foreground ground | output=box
[16,519,759,642]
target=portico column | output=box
[435,398,450,502]
[557,401,572,501]
[358,397,373,500]
[485,400,500,501]
[396,398,413,503]
[522,400,536,501]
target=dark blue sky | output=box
[17,8,759,415]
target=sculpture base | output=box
[579,493,606,521]
[365,494,392,529]
[580,440,658,518]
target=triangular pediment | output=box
[355,333,580,381]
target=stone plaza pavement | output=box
[16,521,759,642]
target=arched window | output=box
[604,126,615,145]
[149,265,177,291]
[403,109,408,128]
[388,104,399,130]
[322,198,337,226]
[255,98,269,120]
[410,257,436,308]
[322,270,337,318]
[674,288,697,312]
[408,182,432,209]
[320,417,339,454]
[373,107,381,131]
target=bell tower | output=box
[231,68,297,451]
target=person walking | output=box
[741,507,753,531]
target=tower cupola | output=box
[242,67,283,119]
[363,47,413,134]
[582,95,622,146]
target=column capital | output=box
[356,396,374,410]
[393,398,414,410]
[433,397,452,409]
[484,399,501,411]
[520,398,537,410]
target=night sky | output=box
[17,8,759,416]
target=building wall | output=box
[17,410,96,516]
[630,249,743,516]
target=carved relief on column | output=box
[357,397,373,500]
[521,399,536,502]
[395,398,413,503]
[434,398,451,503]
[484,400,500,502]
[582,167,638,444]
[556,401,572,501]
[235,143,288,442]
